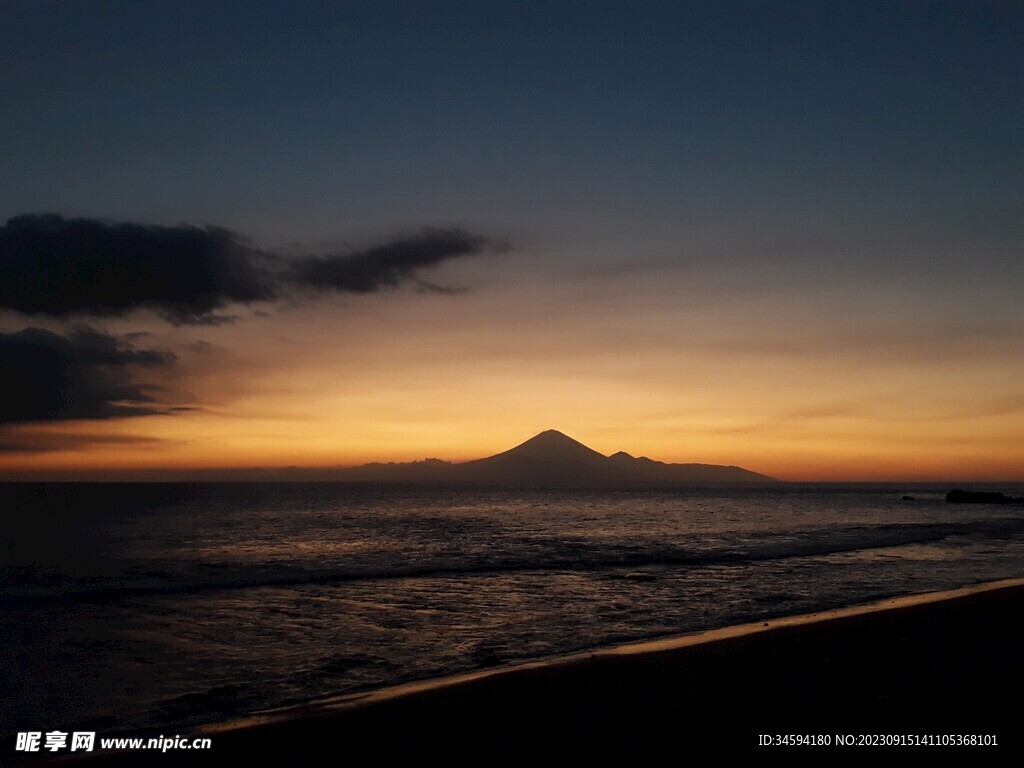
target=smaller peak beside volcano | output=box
[609,450,660,465]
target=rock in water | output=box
[946,489,1024,504]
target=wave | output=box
[4,517,1023,603]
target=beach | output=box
[39,579,1022,764]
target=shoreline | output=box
[41,576,1024,764]
[193,576,1024,736]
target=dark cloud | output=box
[285,228,490,293]
[0,215,501,324]
[0,326,177,423]
[0,214,271,325]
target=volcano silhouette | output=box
[344,429,774,486]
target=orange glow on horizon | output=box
[2,273,1022,482]
[2,407,1021,483]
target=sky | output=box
[0,0,1021,481]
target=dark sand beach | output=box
[34,579,1022,765]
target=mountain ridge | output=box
[342,429,775,486]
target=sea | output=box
[3,481,1024,738]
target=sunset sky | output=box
[1,1,1021,481]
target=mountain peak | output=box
[528,429,579,444]
[495,429,608,462]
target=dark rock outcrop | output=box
[946,489,1024,505]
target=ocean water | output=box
[2,481,1024,737]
